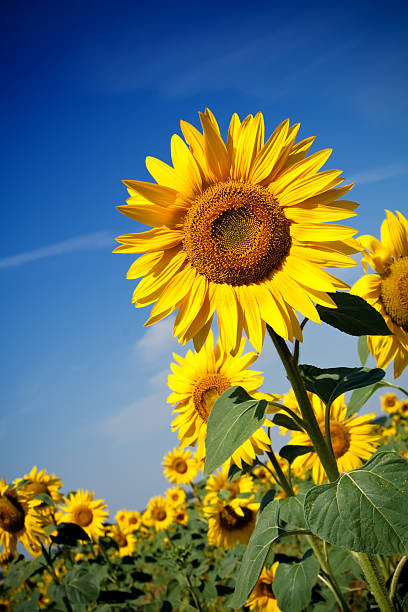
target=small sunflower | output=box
[115,510,142,531]
[0,478,45,558]
[289,394,381,483]
[108,524,137,557]
[174,507,189,525]
[246,563,281,612]
[162,447,199,485]
[165,487,186,507]
[169,332,278,467]
[55,489,108,540]
[351,210,408,378]
[204,463,255,507]
[144,496,175,531]
[14,466,63,515]
[381,393,400,414]
[115,109,358,354]
[205,495,259,549]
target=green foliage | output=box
[272,413,303,431]
[273,554,320,612]
[316,291,392,336]
[357,335,370,365]
[279,444,314,464]
[346,379,408,417]
[204,385,268,475]
[304,451,408,554]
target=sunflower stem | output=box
[389,555,408,601]
[356,552,394,612]
[268,401,307,430]
[266,447,294,498]
[266,325,340,482]
[293,317,309,364]
[40,543,74,612]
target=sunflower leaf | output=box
[273,555,320,612]
[272,413,303,431]
[346,379,408,417]
[316,292,392,336]
[33,493,55,506]
[298,364,385,407]
[204,386,268,476]
[304,451,408,554]
[51,522,90,545]
[279,445,314,465]
[358,335,370,365]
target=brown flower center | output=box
[115,531,128,548]
[173,459,188,474]
[183,180,291,285]
[192,373,231,421]
[258,580,275,598]
[326,422,351,458]
[218,505,253,531]
[153,508,167,522]
[380,257,408,330]
[74,506,93,527]
[0,495,25,534]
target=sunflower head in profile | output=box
[108,524,137,557]
[14,466,63,516]
[205,494,259,550]
[162,447,199,485]
[165,487,186,507]
[0,478,45,559]
[169,332,278,467]
[351,210,408,378]
[144,496,175,531]
[115,109,358,354]
[246,563,281,611]
[55,489,108,540]
[288,393,381,483]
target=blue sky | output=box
[1,0,408,516]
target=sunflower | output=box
[108,524,137,557]
[351,210,408,378]
[115,109,358,354]
[246,563,281,612]
[169,332,278,467]
[0,478,45,558]
[162,447,199,485]
[381,393,399,414]
[174,507,189,525]
[204,463,255,507]
[55,489,108,540]
[205,495,259,549]
[14,466,63,515]
[144,496,175,531]
[165,487,186,507]
[115,510,142,531]
[289,394,381,483]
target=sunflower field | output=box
[2,110,408,611]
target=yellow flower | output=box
[351,210,408,378]
[55,489,108,540]
[289,394,381,483]
[246,563,281,611]
[115,510,142,531]
[205,495,259,550]
[108,524,137,557]
[174,507,189,525]
[204,463,255,507]
[115,109,358,354]
[143,497,175,531]
[14,466,63,515]
[0,478,45,558]
[165,487,186,507]
[162,447,199,485]
[381,393,400,414]
[169,332,278,467]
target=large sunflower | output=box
[169,332,278,467]
[351,210,408,378]
[115,109,358,353]
[55,489,108,540]
[288,394,381,483]
[246,563,281,612]
[14,466,63,515]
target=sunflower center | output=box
[115,532,128,548]
[0,495,25,534]
[258,580,275,598]
[192,373,231,421]
[218,505,253,531]
[128,516,139,525]
[183,180,291,285]
[380,257,408,330]
[153,508,167,522]
[173,459,188,474]
[74,506,93,527]
[328,422,350,458]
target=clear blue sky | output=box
[1,0,407,516]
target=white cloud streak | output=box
[352,162,408,186]
[0,231,113,269]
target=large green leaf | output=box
[272,413,303,431]
[204,386,267,475]
[304,452,408,554]
[279,495,307,529]
[279,445,314,465]
[273,555,320,612]
[316,292,391,336]
[299,364,385,407]
[346,380,408,417]
[231,499,282,607]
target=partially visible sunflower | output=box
[246,563,281,611]
[205,495,259,549]
[204,463,255,507]
[351,210,408,378]
[0,478,45,558]
[55,490,108,540]
[288,394,381,483]
[115,510,142,531]
[14,466,63,515]
[162,448,199,485]
[381,393,400,414]
[165,487,186,507]
[144,497,175,531]
[108,524,137,557]
[169,332,278,467]
[174,507,189,525]
[115,109,358,354]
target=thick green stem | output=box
[357,553,394,612]
[389,555,408,600]
[266,325,339,482]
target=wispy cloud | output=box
[0,231,112,269]
[132,317,180,364]
[351,162,408,186]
